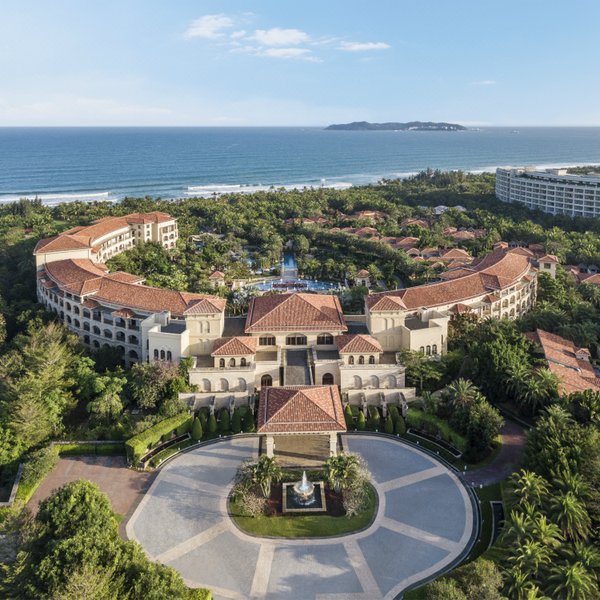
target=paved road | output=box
[461,420,527,487]
[127,435,475,600]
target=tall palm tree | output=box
[512,470,550,509]
[565,542,600,574]
[549,562,599,600]
[509,539,552,578]
[531,514,563,549]
[503,510,535,546]
[504,566,535,600]
[551,468,591,499]
[326,453,361,492]
[550,491,591,542]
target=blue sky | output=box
[1,0,599,126]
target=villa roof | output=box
[245,293,347,332]
[538,254,559,263]
[367,248,532,312]
[356,269,370,278]
[209,271,225,279]
[335,334,383,354]
[439,248,471,260]
[526,329,600,395]
[211,336,257,356]
[44,258,225,317]
[257,386,346,433]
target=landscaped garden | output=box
[228,453,378,538]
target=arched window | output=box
[419,346,425,354]
[93,340,100,348]
[322,373,334,385]
[116,331,125,341]
[73,306,80,315]
[66,302,71,310]
[202,379,211,392]
[259,335,276,346]
[128,335,138,344]
[83,310,90,319]
[154,349,159,360]
[387,375,397,388]
[160,350,165,360]
[83,335,90,345]
[167,351,172,361]
[353,375,362,389]
[349,356,355,365]
[220,378,229,392]
[286,334,307,346]
[426,345,431,356]
[240,357,247,366]
[432,344,437,355]
[229,358,236,367]
[261,374,273,387]
[129,350,138,359]
[370,375,379,389]
[238,378,247,392]
[368,355,375,364]
[317,333,333,345]
[358,355,365,365]
[219,358,225,368]
[93,326,100,335]
[66,316,72,324]
[104,329,112,339]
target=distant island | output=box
[325,121,467,131]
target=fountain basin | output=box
[282,481,327,513]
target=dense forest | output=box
[0,170,599,598]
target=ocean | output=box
[0,127,599,204]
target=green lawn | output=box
[229,484,377,538]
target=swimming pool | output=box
[251,278,342,292]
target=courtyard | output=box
[126,434,476,600]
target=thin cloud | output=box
[337,41,390,52]
[251,28,310,46]
[184,14,234,39]
[230,30,247,40]
[261,47,317,61]
[472,80,497,86]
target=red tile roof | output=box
[335,334,383,354]
[245,293,347,332]
[209,271,225,279]
[526,329,600,395]
[211,337,257,356]
[257,386,346,433]
[44,258,225,317]
[356,269,370,278]
[368,248,533,312]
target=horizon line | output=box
[1,124,600,129]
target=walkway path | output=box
[126,434,475,600]
[461,420,527,487]
[284,349,311,385]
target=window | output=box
[261,374,273,387]
[129,350,138,359]
[358,355,365,365]
[286,334,307,346]
[219,358,225,368]
[154,349,159,360]
[426,345,431,356]
[229,358,236,367]
[432,344,438,355]
[128,335,138,344]
[93,326,100,335]
[167,351,172,362]
[368,355,375,364]
[349,356,354,365]
[419,346,425,354]
[240,357,247,367]
[259,335,276,346]
[317,333,333,345]
[160,350,165,360]
[322,373,334,385]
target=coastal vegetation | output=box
[1,170,600,596]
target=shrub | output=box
[207,413,217,435]
[367,406,381,431]
[344,404,354,428]
[176,418,192,437]
[191,417,203,441]
[16,446,59,503]
[384,415,394,434]
[406,408,466,451]
[149,439,194,468]
[394,417,406,435]
[242,413,256,433]
[387,404,400,423]
[220,409,231,435]
[231,482,267,517]
[357,411,366,431]
[125,413,192,465]
[231,410,242,434]
[57,443,124,456]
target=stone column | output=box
[329,432,338,456]
[265,435,275,458]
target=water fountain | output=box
[282,471,327,513]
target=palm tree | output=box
[504,567,536,600]
[325,453,361,492]
[251,455,282,498]
[549,562,599,600]
[565,541,600,573]
[550,491,591,542]
[509,539,552,578]
[551,468,591,499]
[503,510,535,546]
[445,378,478,410]
[511,470,550,509]
[531,514,563,549]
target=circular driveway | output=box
[126,434,475,600]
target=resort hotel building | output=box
[34,211,545,417]
[496,167,600,217]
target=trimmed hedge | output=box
[406,407,466,451]
[16,446,59,504]
[126,413,192,465]
[149,438,194,468]
[57,443,125,456]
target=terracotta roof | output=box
[439,248,471,260]
[368,249,532,312]
[450,230,475,241]
[538,254,559,263]
[450,303,472,314]
[105,272,145,284]
[335,334,383,354]
[526,329,600,395]
[34,212,175,254]
[44,258,225,317]
[356,269,370,278]
[209,271,225,279]
[245,293,347,332]
[111,308,137,318]
[580,274,600,285]
[211,337,257,356]
[257,386,346,433]
[401,218,429,229]
[508,247,536,257]
[82,299,100,309]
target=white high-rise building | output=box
[496,167,600,217]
